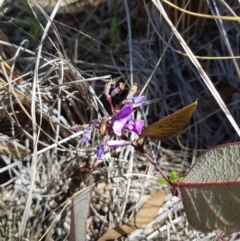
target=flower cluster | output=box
[70,81,145,161]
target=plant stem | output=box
[143,151,171,184]
[132,143,171,184]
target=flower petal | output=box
[133,96,144,104]
[110,86,121,97]
[106,140,131,147]
[133,119,144,134]
[113,120,125,136]
[124,123,133,131]
[124,119,144,134]
[122,96,144,105]
[115,104,133,121]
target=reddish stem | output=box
[132,142,172,185]
[106,96,116,114]
[143,151,172,184]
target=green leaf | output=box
[174,142,240,234]
[177,177,184,182]
[170,170,177,182]
[158,177,168,185]
[140,100,197,140]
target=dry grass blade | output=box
[18,0,63,239]
[208,0,240,78]
[162,0,240,21]
[152,0,240,138]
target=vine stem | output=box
[142,151,171,184]
[132,142,172,185]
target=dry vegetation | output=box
[0,0,240,240]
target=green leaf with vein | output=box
[140,100,197,140]
[174,142,240,234]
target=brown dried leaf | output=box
[98,190,165,241]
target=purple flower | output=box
[133,96,144,104]
[106,140,131,147]
[114,104,133,120]
[132,119,144,134]
[113,104,133,136]
[110,86,121,97]
[122,96,144,105]
[124,119,144,135]
[82,128,91,143]
[113,121,125,136]
[97,146,104,160]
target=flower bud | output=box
[104,81,112,97]
[82,128,92,143]
[97,146,104,160]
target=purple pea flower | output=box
[133,96,144,104]
[122,96,144,105]
[97,146,104,160]
[124,119,144,135]
[113,104,133,136]
[110,86,121,97]
[132,119,144,134]
[82,128,92,143]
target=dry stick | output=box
[152,0,240,138]
[18,1,62,239]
